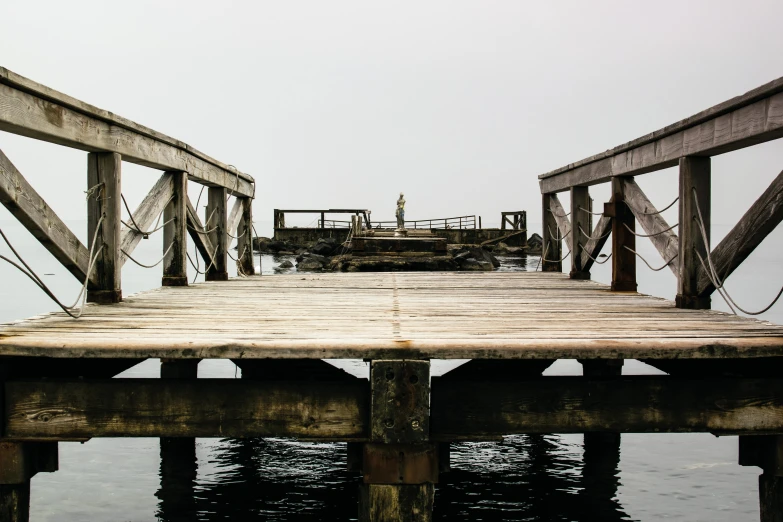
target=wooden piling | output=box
[609,177,636,292]
[206,187,228,281]
[359,360,435,522]
[677,156,711,309]
[238,197,255,275]
[87,152,122,303]
[570,186,591,279]
[162,171,188,286]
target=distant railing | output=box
[0,66,255,313]
[368,215,477,230]
[537,74,783,313]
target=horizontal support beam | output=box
[430,376,783,439]
[697,168,783,296]
[119,173,174,265]
[5,379,368,439]
[0,148,98,286]
[0,67,254,197]
[539,79,783,193]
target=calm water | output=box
[1,218,780,521]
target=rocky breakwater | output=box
[252,236,504,273]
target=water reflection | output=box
[155,435,632,521]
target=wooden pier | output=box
[2,68,783,520]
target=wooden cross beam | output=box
[0,148,98,287]
[621,178,680,277]
[580,213,612,272]
[185,196,217,270]
[548,193,573,253]
[696,168,783,297]
[118,173,175,266]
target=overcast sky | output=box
[1,0,782,233]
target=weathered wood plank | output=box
[162,172,187,286]
[570,186,590,278]
[185,196,216,268]
[358,484,434,522]
[430,376,783,438]
[87,152,121,303]
[237,197,255,275]
[697,168,783,297]
[677,157,711,309]
[622,178,679,277]
[4,379,368,439]
[610,177,636,292]
[0,68,254,197]
[539,79,783,193]
[227,198,242,241]
[370,361,429,444]
[119,173,174,266]
[0,148,97,286]
[541,193,562,272]
[206,187,227,281]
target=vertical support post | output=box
[205,187,227,281]
[677,156,711,309]
[237,197,255,275]
[359,360,435,522]
[542,193,562,272]
[87,152,122,303]
[162,171,188,286]
[570,186,591,280]
[321,212,325,229]
[0,442,59,522]
[580,360,623,515]
[157,359,199,521]
[739,435,783,522]
[609,177,636,292]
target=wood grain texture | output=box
[570,186,590,276]
[677,157,711,309]
[542,193,562,272]
[87,152,121,303]
[4,379,368,439]
[549,193,573,253]
[1,272,783,360]
[539,79,783,193]
[162,172,187,286]
[185,196,216,268]
[622,178,679,277]
[358,484,434,522]
[0,68,254,197]
[430,376,783,438]
[119,172,174,265]
[580,214,612,272]
[0,148,96,286]
[611,177,636,292]
[237,197,254,275]
[370,361,429,444]
[697,168,783,297]
[206,187,227,281]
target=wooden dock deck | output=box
[3,68,783,520]
[2,272,783,360]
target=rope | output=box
[547,225,566,242]
[692,189,783,315]
[579,225,612,241]
[547,208,571,218]
[121,194,173,236]
[578,206,604,216]
[639,197,679,215]
[542,248,571,263]
[582,249,612,265]
[624,246,677,272]
[187,208,218,235]
[226,229,246,240]
[122,243,174,269]
[623,222,678,238]
[0,216,104,319]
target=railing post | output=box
[206,187,228,281]
[570,186,591,280]
[87,152,122,303]
[542,193,561,272]
[238,197,255,276]
[677,157,711,309]
[609,177,636,292]
[162,171,188,287]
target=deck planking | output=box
[1,272,782,360]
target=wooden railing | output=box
[537,75,783,310]
[0,67,255,306]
